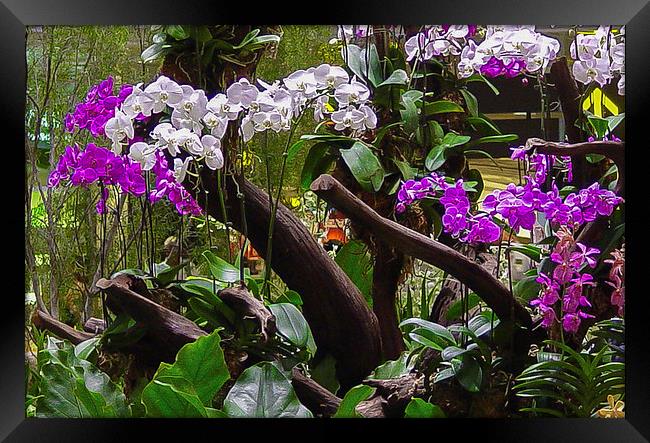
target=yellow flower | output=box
[597,395,625,418]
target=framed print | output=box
[2,0,649,440]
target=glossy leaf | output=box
[339,142,385,192]
[269,303,317,356]
[223,362,312,417]
[404,398,446,418]
[333,385,376,418]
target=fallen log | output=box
[311,174,532,328]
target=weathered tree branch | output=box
[311,174,532,328]
[525,138,625,193]
[32,310,95,345]
[193,171,382,389]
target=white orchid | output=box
[283,68,318,98]
[252,111,283,132]
[173,157,192,183]
[359,104,377,130]
[226,78,259,108]
[572,57,612,86]
[201,135,224,170]
[171,85,208,132]
[151,123,182,156]
[202,112,229,139]
[128,142,157,171]
[334,79,370,106]
[331,107,365,131]
[313,64,349,88]
[144,75,184,113]
[122,86,155,118]
[206,94,242,121]
[104,109,134,154]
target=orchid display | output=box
[570,26,625,95]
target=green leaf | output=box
[466,134,519,148]
[392,158,417,181]
[587,114,610,139]
[223,362,312,417]
[164,25,190,40]
[378,69,408,87]
[425,133,471,171]
[142,381,208,418]
[203,251,239,283]
[142,330,229,411]
[404,398,446,418]
[361,43,383,87]
[452,354,483,392]
[36,342,128,418]
[275,290,303,307]
[334,240,373,307]
[606,113,625,132]
[74,337,101,362]
[300,143,337,191]
[286,139,308,163]
[400,318,456,345]
[425,144,447,171]
[513,275,541,302]
[141,42,170,63]
[400,95,419,134]
[460,89,478,117]
[368,352,414,380]
[269,303,317,357]
[424,100,464,115]
[465,74,500,95]
[339,142,385,192]
[446,293,481,321]
[333,385,376,418]
[466,116,502,136]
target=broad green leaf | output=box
[300,143,337,190]
[460,89,478,117]
[334,240,373,307]
[368,352,414,380]
[275,289,303,307]
[143,330,230,409]
[165,25,190,40]
[74,337,101,362]
[587,114,609,139]
[142,381,208,418]
[333,385,376,418]
[465,74,500,95]
[203,250,239,283]
[361,43,383,87]
[400,318,456,345]
[404,398,446,418]
[452,354,482,392]
[339,142,385,192]
[513,275,541,302]
[465,134,519,148]
[286,139,308,163]
[466,116,502,136]
[400,95,419,134]
[392,158,417,181]
[424,100,464,115]
[425,144,447,171]
[378,69,408,87]
[269,303,317,356]
[36,342,128,418]
[223,362,312,417]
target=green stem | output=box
[262,109,310,299]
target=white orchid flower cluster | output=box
[405,25,477,62]
[456,26,561,78]
[570,26,624,95]
[103,66,378,182]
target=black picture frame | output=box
[3,1,649,440]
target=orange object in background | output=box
[323,209,347,246]
[230,235,262,261]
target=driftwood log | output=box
[311,174,532,329]
[31,310,95,345]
